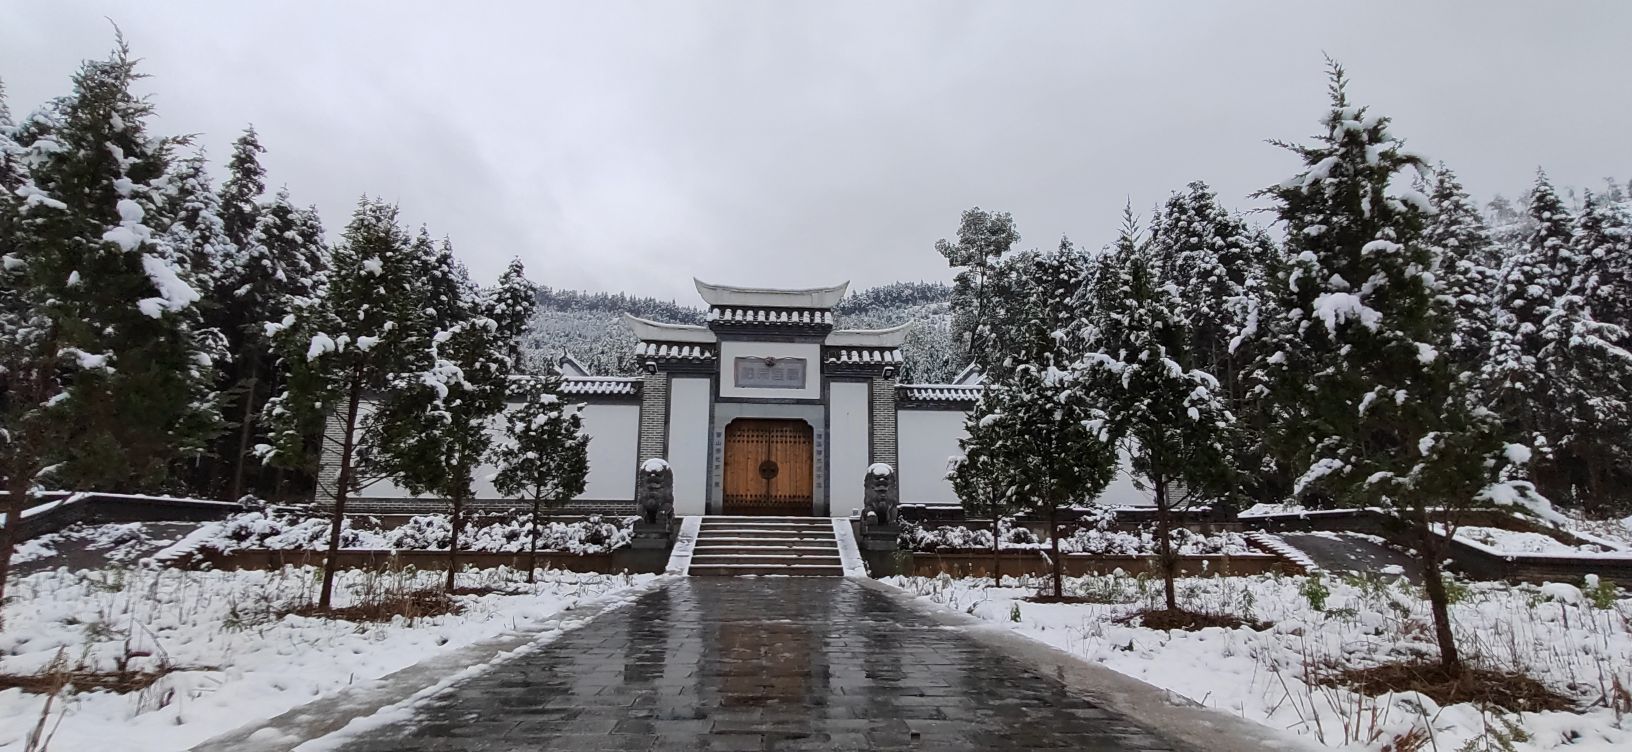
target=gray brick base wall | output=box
[340,497,637,516]
[637,373,669,465]
[869,375,898,468]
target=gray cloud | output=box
[4,1,1627,300]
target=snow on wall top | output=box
[825,321,913,348]
[622,313,717,343]
[825,348,903,365]
[635,342,716,361]
[709,307,835,326]
[694,278,849,309]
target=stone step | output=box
[690,553,842,566]
[701,522,834,531]
[694,536,837,547]
[698,526,835,535]
[692,544,838,555]
[688,563,845,577]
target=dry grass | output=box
[286,587,463,623]
[1116,606,1271,632]
[1323,662,1573,713]
[0,667,176,695]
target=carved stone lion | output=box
[636,458,675,527]
[863,463,899,527]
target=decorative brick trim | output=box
[869,375,898,467]
[637,373,669,466]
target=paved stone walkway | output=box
[335,578,1183,751]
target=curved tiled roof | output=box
[825,348,903,365]
[897,384,983,402]
[560,377,641,396]
[635,342,716,360]
[694,279,849,309]
[709,307,834,325]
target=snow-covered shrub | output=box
[899,520,1251,556]
[166,511,637,559]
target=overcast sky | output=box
[4,2,1628,301]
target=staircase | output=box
[688,516,843,576]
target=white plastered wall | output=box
[667,377,711,515]
[828,381,870,518]
[896,409,965,504]
[357,400,638,503]
[717,341,822,400]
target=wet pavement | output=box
[335,578,1183,751]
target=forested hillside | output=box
[526,281,962,382]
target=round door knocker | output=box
[758,459,780,480]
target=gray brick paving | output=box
[334,578,1183,751]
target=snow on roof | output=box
[825,348,902,365]
[825,322,912,348]
[951,363,984,386]
[694,278,849,309]
[897,384,983,402]
[560,376,640,396]
[622,313,717,344]
[557,353,592,377]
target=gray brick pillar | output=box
[869,375,898,468]
[637,373,669,464]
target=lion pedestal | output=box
[860,463,900,552]
[632,458,675,549]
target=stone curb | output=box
[188,575,674,752]
[850,576,1321,752]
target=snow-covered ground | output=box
[899,521,1254,555]
[886,572,1631,751]
[1456,526,1626,556]
[156,511,635,564]
[0,565,654,751]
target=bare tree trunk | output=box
[991,510,1001,585]
[0,473,34,629]
[1416,508,1461,673]
[227,358,259,503]
[446,488,465,593]
[527,492,541,584]
[319,376,364,612]
[1155,473,1177,612]
[1048,500,1063,599]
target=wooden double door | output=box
[722,419,814,516]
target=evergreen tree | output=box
[3,39,222,493]
[948,394,1023,581]
[980,241,1117,599]
[1079,215,1238,612]
[260,197,420,610]
[1532,193,1632,513]
[363,244,524,591]
[1484,172,1577,494]
[492,368,589,583]
[218,188,326,500]
[154,152,231,293]
[218,126,265,250]
[1422,166,1502,373]
[1256,62,1538,673]
[1146,182,1282,510]
[936,208,1021,370]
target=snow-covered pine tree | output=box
[218,126,265,251]
[1078,213,1237,613]
[1422,165,1502,373]
[1256,62,1540,673]
[154,152,231,294]
[363,240,519,592]
[948,390,1025,581]
[935,208,1021,370]
[1146,182,1281,510]
[492,367,589,583]
[1485,194,1531,258]
[980,240,1117,599]
[1533,192,1632,513]
[259,197,420,610]
[217,188,328,500]
[4,39,223,493]
[1484,172,1576,495]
